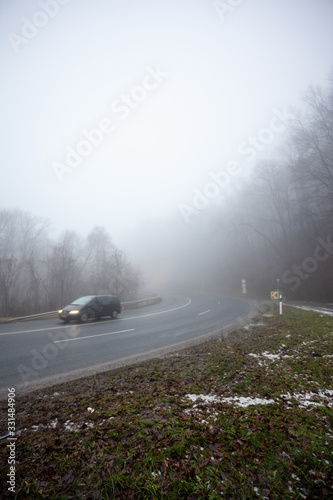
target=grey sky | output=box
[1,0,332,246]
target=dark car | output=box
[58,295,121,323]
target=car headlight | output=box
[58,309,63,314]
[69,310,80,315]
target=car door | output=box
[98,295,111,317]
[92,297,104,318]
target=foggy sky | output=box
[1,0,333,249]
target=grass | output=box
[0,306,333,498]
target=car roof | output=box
[73,294,117,299]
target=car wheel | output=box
[111,310,118,319]
[61,318,69,324]
[80,308,95,323]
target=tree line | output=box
[0,214,141,317]
[187,70,333,301]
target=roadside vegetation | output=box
[1,306,332,499]
[0,215,142,319]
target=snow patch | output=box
[280,389,333,408]
[291,305,333,316]
[248,349,296,362]
[64,420,95,431]
[185,388,333,412]
[32,419,58,432]
[186,394,275,408]
[244,323,265,330]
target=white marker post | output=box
[279,293,283,315]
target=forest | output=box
[0,219,141,317]
[178,71,333,301]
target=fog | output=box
[1,0,333,302]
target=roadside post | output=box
[276,279,282,315]
[279,293,283,315]
[241,279,247,294]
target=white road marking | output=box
[0,324,74,337]
[0,319,103,336]
[121,297,192,320]
[53,328,135,343]
[198,309,210,316]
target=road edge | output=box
[0,298,258,400]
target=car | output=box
[58,295,121,323]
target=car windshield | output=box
[71,296,95,306]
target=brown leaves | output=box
[1,309,333,498]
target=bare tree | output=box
[288,74,333,223]
[0,212,142,317]
[0,209,50,315]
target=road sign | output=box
[271,291,279,300]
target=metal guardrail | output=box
[121,296,162,310]
[3,295,162,323]
[5,311,59,322]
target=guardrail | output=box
[121,296,162,310]
[2,295,162,323]
[4,311,59,322]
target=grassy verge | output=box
[0,313,58,324]
[1,306,332,499]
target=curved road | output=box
[0,292,252,398]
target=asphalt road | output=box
[0,292,252,398]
